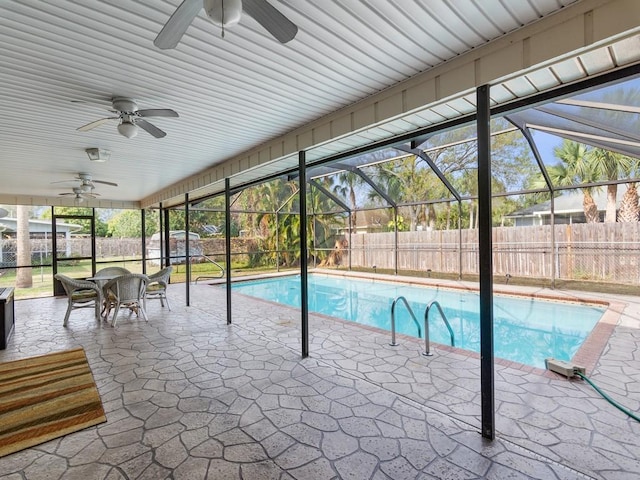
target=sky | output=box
[531,131,563,166]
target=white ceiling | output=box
[0,0,595,207]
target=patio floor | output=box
[0,275,638,479]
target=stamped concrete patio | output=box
[0,275,638,479]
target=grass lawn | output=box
[0,257,270,299]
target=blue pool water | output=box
[230,274,605,368]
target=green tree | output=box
[107,209,159,237]
[308,178,343,252]
[333,171,360,230]
[41,207,109,236]
[242,178,298,267]
[386,215,409,232]
[384,119,536,230]
[242,177,344,268]
[366,156,433,231]
[189,196,226,237]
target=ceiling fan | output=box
[59,187,100,203]
[77,97,179,139]
[154,0,298,50]
[51,173,118,192]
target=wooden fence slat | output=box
[349,223,640,285]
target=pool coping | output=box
[221,268,623,377]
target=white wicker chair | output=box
[92,267,131,316]
[102,273,149,326]
[145,266,173,311]
[93,266,130,282]
[55,274,101,326]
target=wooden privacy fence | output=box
[348,222,640,285]
[4,223,639,284]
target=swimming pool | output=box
[229,274,605,368]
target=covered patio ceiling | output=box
[1,1,640,209]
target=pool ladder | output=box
[390,297,455,356]
[193,255,225,283]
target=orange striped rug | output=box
[0,347,106,457]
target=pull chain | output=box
[221,0,225,38]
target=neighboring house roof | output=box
[506,186,629,218]
[0,218,82,233]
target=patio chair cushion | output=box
[71,290,99,301]
[54,273,101,326]
[146,283,164,293]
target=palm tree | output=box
[544,140,601,223]
[16,205,33,288]
[253,178,297,266]
[618,182,640,222]
[580,85,640,222]
[333,171,360,231]
[587,148,635,222]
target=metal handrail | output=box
[423,301,455,356]
[389,296,422,346]
[194,255,225,283]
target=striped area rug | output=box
[0,347,106,457]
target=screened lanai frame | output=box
[158,63,640,440]
[180,66,640,286]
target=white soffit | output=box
[1,0,582,208]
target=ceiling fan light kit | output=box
[85,148,111,162]
[117,121,138,139]
[59,186,100,203]
[77,97,178,139]
[52,173,118,201]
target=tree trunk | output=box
[349,187,357,230]
[16,204,33,288]
[409,204,419,231]
[605,184,618,223]
[583,191,600,223]
[427,204,436,230]
[617,183,640,222]
[445,201,451,230]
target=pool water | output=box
[230,274,605,368]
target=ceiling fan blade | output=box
[93,179,119,187]
[137,119,167,138]
[154,0,203,49]
[242,0,298,44]
[77,117,119,132]
[137,109,179,118]
[59,192,74,196]
[51,179,76,185]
